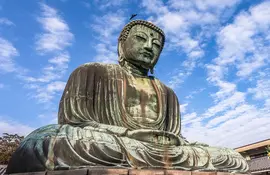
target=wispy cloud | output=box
[214,1,270,77]
[93,0,125,10]
[22,53,69,83]
[0,118,35,136]
[0,37,18,73]
[21,4,73,106]
[181,1,270,148]
[180,103,188,114]
[0,18,15,26]
[182,106,270,148]
[35,3,73,53]
[140,0,240,89]
[182,112,199,125]
[81,1,91,9]
[25,81,66,103]
[248,71,270,108]
[91,12,126,63]
[185,88,205,99]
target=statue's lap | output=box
[12,124,247,173]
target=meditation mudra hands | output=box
[126,129,184,146]
[80,121,187,146]
[80,121,188,146]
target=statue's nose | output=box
[144,40,153,52]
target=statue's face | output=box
[122,25,163,69]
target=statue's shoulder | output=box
[72,62,121,73]
[77,62,120,69]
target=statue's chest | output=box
[125,76,158,122]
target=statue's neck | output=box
[122,61,149,77]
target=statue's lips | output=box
[141,52,153,57]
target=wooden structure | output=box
[235,139,270,174]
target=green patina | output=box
[7,20,249,174]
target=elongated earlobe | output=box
[118,42,126,66]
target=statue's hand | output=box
[126,129,183,146]
[189,141,209,147]
[79,121,129,136]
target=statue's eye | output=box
[135,35,146,42]
[153,42,161,49]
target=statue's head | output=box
[118,20,165,73]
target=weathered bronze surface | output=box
[6,20,249,174]
[3,168,250,175]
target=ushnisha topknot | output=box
[118,20,165,51]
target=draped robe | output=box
[58,63,181,134]
[6,63,249,174]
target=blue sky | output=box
[0,0,269,148]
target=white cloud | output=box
[36,3,73,53]
[214,1,270,78]
[156,12,186,33]
[46,81,66,92]
[0,18,15,26]
[26,81,66,103]
[140,0,240,89]
[23,53,69,103]
[94,0,125,10]
[183,106,270,148]
[81,1,91,9]
[91,12,125,63]
[203,91,245,118]
[38,112,58,125]
[180,103,188,114]
[0,83,4,88]
[20,4,73,105]
[0,119,35,136]
[168,0,240,10]
[206,104,254,128]
[0,37,18,73]
[193,0,240,11]
[22,53,69,83]
[185,1,270,148]
[94,43,118,63]
[182,112,200,125]
[248,75,270,108]
[185,88,205,99]
[212,81,236,100]
[249,79,270,100]
[141,0,169,14]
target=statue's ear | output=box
[118,41,125,66]
[117,41,123,56]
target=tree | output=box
[267,145,270,159]
[0,133,24,164]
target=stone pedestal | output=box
[6,168,250,175]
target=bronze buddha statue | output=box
[6,20,249,174]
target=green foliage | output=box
[267,145,270,159]
[0,133,24,164]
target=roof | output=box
[0,165,6,175]
[235,139,270,152]
[248,156,270,173]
